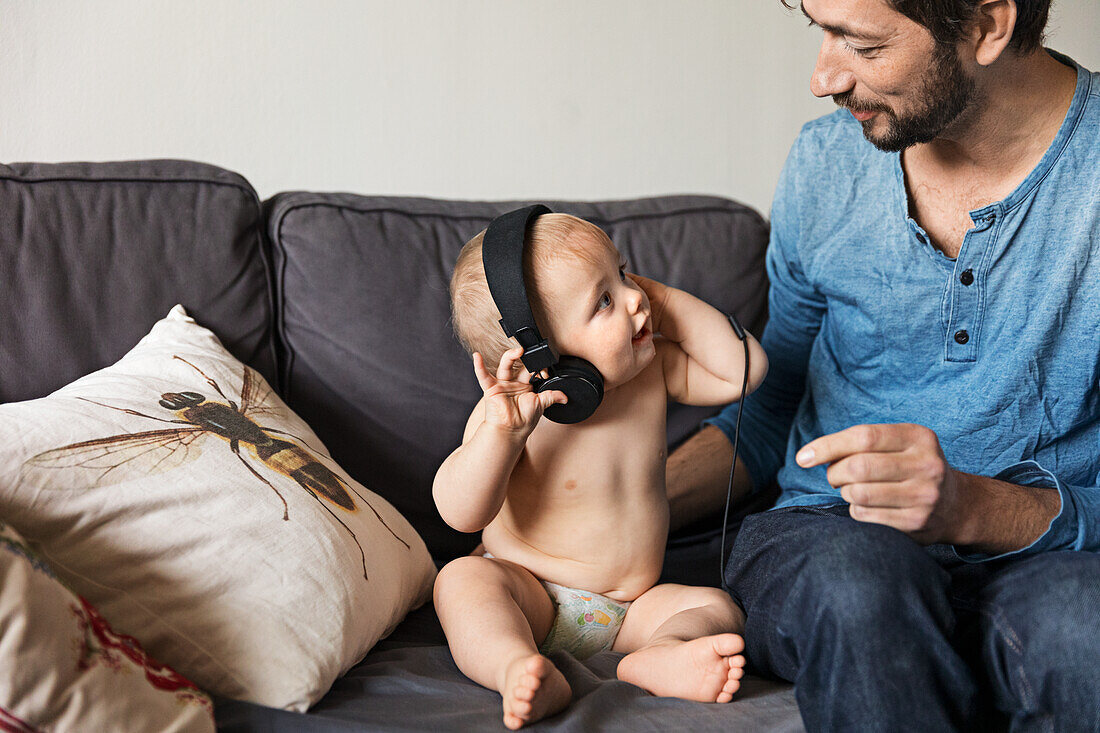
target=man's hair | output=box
[784,0,1049,53]
[450,213,618,372]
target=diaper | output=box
[537,580,630,660]
[481,551,630,660]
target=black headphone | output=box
[481,204,604,424]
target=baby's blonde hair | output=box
[450,213,618,372]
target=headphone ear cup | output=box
[534,356,604,424]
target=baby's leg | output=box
[434,555,571,729]
[613,584,746,703]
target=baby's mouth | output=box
[631,324,651,344]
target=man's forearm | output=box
[666,424,755,531]
[954,470,1062,556]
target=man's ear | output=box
[967,0,1017,66]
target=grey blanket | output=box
[215,529,803,732]
[214,604,802,732]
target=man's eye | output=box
[844,42,879,57]
[597,292,612,310]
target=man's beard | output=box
[835,44,976,152]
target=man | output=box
[667,0,1099,729]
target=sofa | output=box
[0,159,804,731]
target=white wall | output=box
[2,0,1097,216]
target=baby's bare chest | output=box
[516,379,668,500]
[485,375,671,596]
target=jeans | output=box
[724,504,1100,732]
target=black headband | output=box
[481,204,556,373]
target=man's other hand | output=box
[794,423,966,545]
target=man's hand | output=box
[796,423,1063,554]
[795,423,968,545]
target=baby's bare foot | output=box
[500,654,572,730]
[617,633,746,703]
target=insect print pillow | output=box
[0,520,215,733]
[0,305,436,712]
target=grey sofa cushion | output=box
[265,194,769,561]
[0,160,276,403]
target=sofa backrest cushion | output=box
[0,160,277,403]
[266,194,769,562]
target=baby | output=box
[433,209,768,729]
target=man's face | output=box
[801,0,976,151]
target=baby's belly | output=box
[482,494,669,602]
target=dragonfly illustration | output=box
[21,355,409,580]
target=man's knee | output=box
[728,507,951,628]
[981,551,1100,710]
[782,520,950,632]
[734,510,965,704]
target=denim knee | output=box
[751,513,976,732]
[978,551,1100,729]
[779,520,953,640]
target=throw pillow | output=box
[0,306,436,711]
[0,519,215,732]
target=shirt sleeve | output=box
[704,135,827,494]
[953,461,1100,562]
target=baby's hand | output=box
[473,347,567,437]
[627,272,669,334]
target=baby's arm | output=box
[432,347,567,533]
[632,274,768,406]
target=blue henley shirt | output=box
[707,51,1100,561]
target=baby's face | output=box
[536,232,655,388]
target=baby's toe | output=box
[712,633,745,657]
[716,673,742,703]
[526,655,552,677]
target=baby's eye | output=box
[597,292,612,311]
[618,265,627,282]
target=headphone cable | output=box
[719,314,749,590]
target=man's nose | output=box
[810,36,855,98]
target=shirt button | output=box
[954,330,970,344]
[960,269,974,286]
